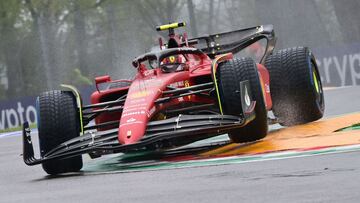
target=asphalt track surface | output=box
[1,86,360,203]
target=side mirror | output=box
[95,75,111,92]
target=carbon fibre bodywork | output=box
[23,82,255,165]
[23,24,274,166]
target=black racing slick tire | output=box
[265,47,324,126]
[37,90,83,175]
[218,58,268,143]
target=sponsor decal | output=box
[313,43,360,87]
[123,106,146,113]
[169,81,185,88]
[129,98,146,104]
[126,118,136,123]
[143,78,163,87]
[119,121,144,127]
[122,110,146,117]
[143,70,153,76]
[0,102,37,130]
[126,130,132,138]
[244,86,251,107]
[265,84,270,93]
[129,90,151,99]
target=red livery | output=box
[22,22,324,175]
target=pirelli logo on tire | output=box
[239,80,254,114]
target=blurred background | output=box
[1,0,360,101]
[0,0,359,130]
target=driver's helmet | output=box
[160,55,186,73]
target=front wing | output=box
[23,81,256,166]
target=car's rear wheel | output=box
[265,47,324,126]
[217,58,268,143]
[37,90,83,175]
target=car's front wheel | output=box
[37,90,83,175]
[217,58,268,143]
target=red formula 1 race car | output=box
[23,22,324,175]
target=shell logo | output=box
[129,91,150,99]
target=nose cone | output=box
[118,121,146,145]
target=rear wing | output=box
[189,24,276,63]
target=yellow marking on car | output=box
[212,54,232,115]
[61,84,84,134]
[313,71,320,93]
[157,22,186,31]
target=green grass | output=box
[0,123,37,134]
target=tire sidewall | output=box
[309,52,325,113]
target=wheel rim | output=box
[311,61,323,106]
